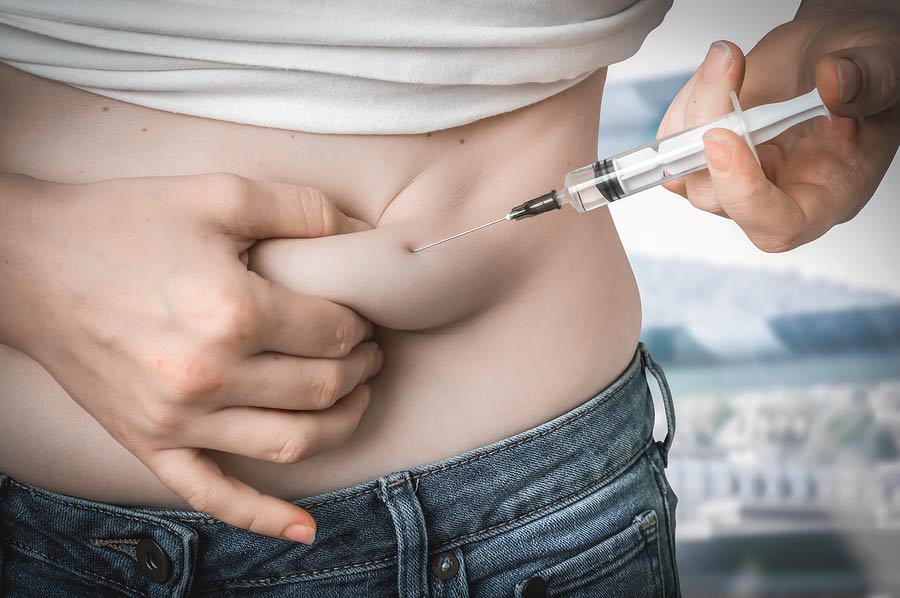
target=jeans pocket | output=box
[513,509,663,598]
[4,541,136,597]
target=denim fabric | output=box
[0,343,680,597]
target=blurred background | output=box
[601,1,900,596]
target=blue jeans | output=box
[0,343,679,597]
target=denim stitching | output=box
[529,511,657,595]
[638,510,659,533]
[9,538,148,598]
[171,515,218,523]
[90,538,140,560]
[432,436,655,551]
[9,481,186,536]
[637,510,664,597]
[205,435,655,590]
[90,538,141,546]
[8,353,649,591]
[654,518,666,597]
[645,451,681,596]
[171,357,643,523]
[203,554,398,589]
[644,453,668,496]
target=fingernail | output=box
[701,41,732,82]
[703,133,731,171]
[282,523,316,544]
[834,57,862,104]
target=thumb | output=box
[210,174,371,243]
[815,45,900,118]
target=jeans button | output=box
[430,551,459,580]
[136,538,171,583]
[522,575,547,598]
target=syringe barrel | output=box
[563,112,739,212]
[561,89,829,214]
[562,160,622,213]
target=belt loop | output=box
[639,343,676,467]
[377,471,430,598]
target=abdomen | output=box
[0,64,641,505]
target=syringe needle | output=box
[411,216,508,252]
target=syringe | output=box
[411,88,831,252]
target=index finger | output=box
[703,128,830,252]
[145,447,317,543]
[657,67,699,140]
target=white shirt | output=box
[0,0,672,134]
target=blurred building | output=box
[627,249,900,595]
[598,1,900,593]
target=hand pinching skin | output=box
[0,172,383,543]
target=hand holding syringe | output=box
[412,88,831,252]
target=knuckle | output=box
[241,510,268,535]
[757,212,810,254]
[332,311,360,357]
[183,480,216,514]
[209,293,259,341]
[207,171,244,186]
[687,194,720,213]
[207,172,248,200]
[311,364,342,408]
[160,351,227,399]
[143,402,185,434]
[754,231,802,254]
[107,419,145,448]
[271,433,312,464]
[208,172,253,225]
[297,187,330,237]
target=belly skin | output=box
[0,64,641,505]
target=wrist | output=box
[0,173,59,354]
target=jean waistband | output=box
[0,343,674,596]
